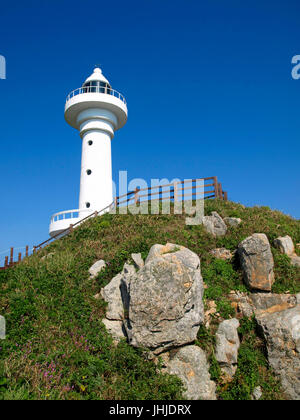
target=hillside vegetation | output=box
[0,200,299,400]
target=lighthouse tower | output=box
[49,67,127,237]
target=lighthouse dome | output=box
[83,67,110,87]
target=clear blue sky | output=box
[0,0,299,261]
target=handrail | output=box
[66,86,127,105]
[0,176,228,269]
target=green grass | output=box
[0,199,299,400]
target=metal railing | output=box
[50,208,93,223]
[66,86,127,105]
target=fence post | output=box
[224,191,228,201]
[18,252,22,263]
[4,256,8,268]
[33,246,37,254]
[134,187,140,205]
[9,247,14,267]
[25,245,29,257]
[213,176,219,199]
[69,224,73,233]
[114,197,118,208]
[218,183,223,200]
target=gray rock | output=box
[89,259,106,279]
[125,243,204,354]
[256,304,300,400]
[101,263,136,320]
[274,235,295,256]
[166,345,216,400]
[291,255,300,267]
[0,315,5,340]
[131,253,144,270]
[252,386,262,400]
[202,212,227,237]
[228,291,254,318]
[215,318,240,378]
[224,217,242,227]
[102,318,126,341]
[210,248,233,260]
[250,293,297,315]
[237,233,275,291]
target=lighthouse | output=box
[49,67,128,237]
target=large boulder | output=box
[291,255,300,267]
[237,233,275,291]
[215,318,240,378]
[202,212,227,237]
[166,345,216,400]
[256,303,300,400]
[101,263,136,321]
[274,235,295,256]
[125,243,204,354]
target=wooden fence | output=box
[0,176,227,270]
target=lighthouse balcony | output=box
[66,85,127,105]
[64,85,128,130]
[49,208,95,237]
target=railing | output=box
[0,176,228,269]
[66,86,127,105]
[50,208,93,223]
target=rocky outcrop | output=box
[210,248,233,260]
[166,345,216,400]
[125,243,204,354]
[224,217,242,227]
[215,318,240,378]
[131,253,144,270]
[237,233,275,291]
[274,235,295,256]
[228,291,254,318]
[101,263,136,321]
[202,212,227,237]
[256,302,300,400]
[89,259,106,279]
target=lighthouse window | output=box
[86,202,91,208]
[86,169,92,175]
[88,140,93,146]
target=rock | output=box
[210,248,233,260]
[250,293,297,316]
[252,386,262,400]
[215,318,240,378]
[166,345,216,400]
[274,235,295,256]
[101,263,136,320]
[237,233,275,291]
[125,243,204,354]
[89,259,106,279]
[228,291,254,318]
[102,318,126,341]
[204,300,217,328]
[255,303,300,400]
[131,253,144,270]
[291,255,300,267]
[202,212,227,237]
[41,252,54,261]
[224,217,242,227]
[0,315,5,339]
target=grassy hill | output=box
[0,200,299,400]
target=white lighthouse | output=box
[49,67,128,237]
